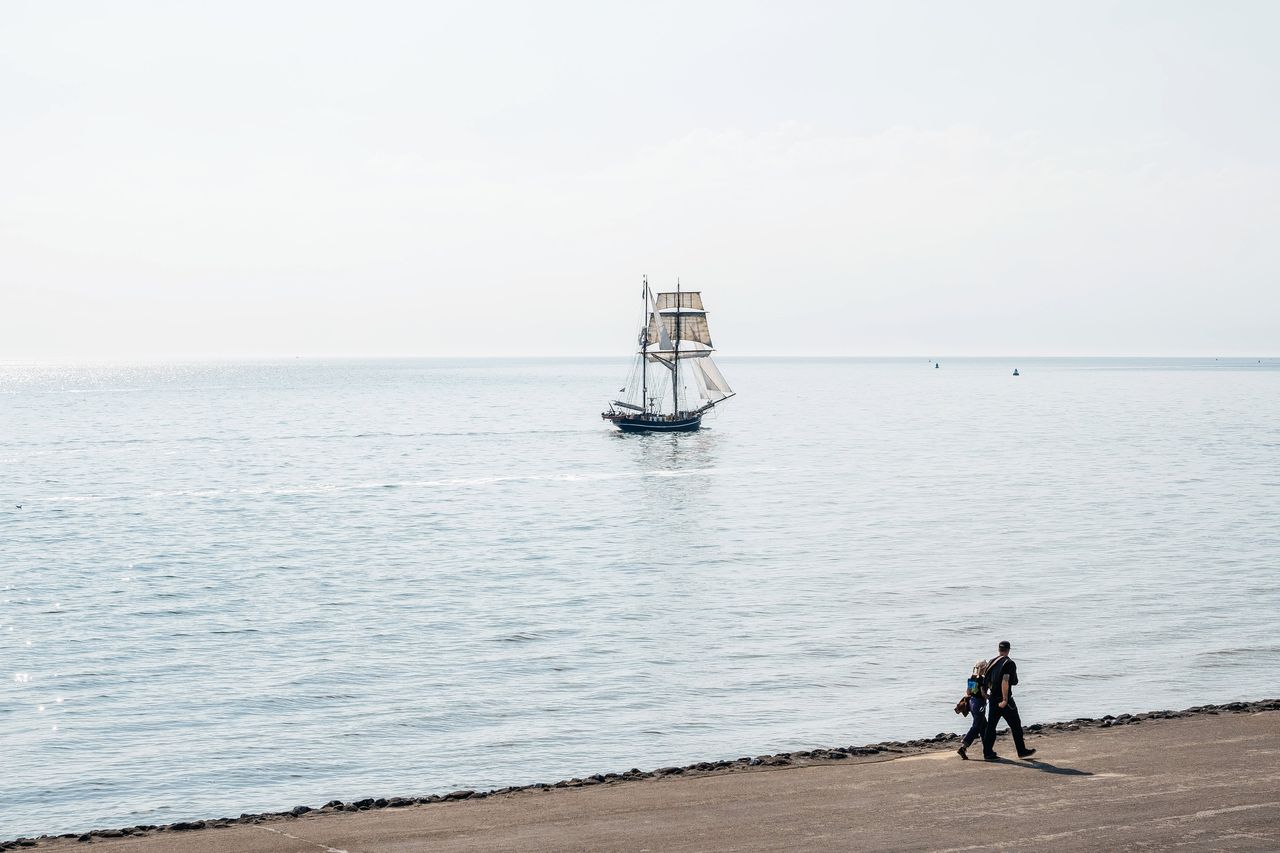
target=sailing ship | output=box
[602,277,735,432]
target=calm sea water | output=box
[2,357,1278,837]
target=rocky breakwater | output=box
[5,698,1278,849]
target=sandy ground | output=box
[24,709,1280,852]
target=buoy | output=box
[1013,369,1020,376]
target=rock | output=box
[445,790,475,800]
[77,835,91,843]
[291,806,311,816]
[323,800,344,809]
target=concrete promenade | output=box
[25,707,1280,852]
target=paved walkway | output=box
[35,710,1280,852]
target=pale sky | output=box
[2,1,1277,358]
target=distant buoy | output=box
[935,363,939,369]
[1013,369,1020,376]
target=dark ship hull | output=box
[602,412,703,432]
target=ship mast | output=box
[641,276,648,415]
[672,278,681,417]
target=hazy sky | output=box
[3,1,1277,358]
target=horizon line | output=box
[1,353,1276,364]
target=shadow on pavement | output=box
[994,758,1094,777]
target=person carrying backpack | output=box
[981,639,1036,760]
[956,658,989,759]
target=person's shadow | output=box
[990,757,1093,777]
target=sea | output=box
[2,357,1277,838]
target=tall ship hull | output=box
[603,413,703,432]
[602,277,734,433]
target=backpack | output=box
[954,673,981,716]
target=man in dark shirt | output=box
[981,640,1036,760]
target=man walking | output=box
[982,640,1036,761]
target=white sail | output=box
[692,356,733,403]
[649,289,674,352]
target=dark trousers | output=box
[962,697,986,747]
[982,698,1027,756]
